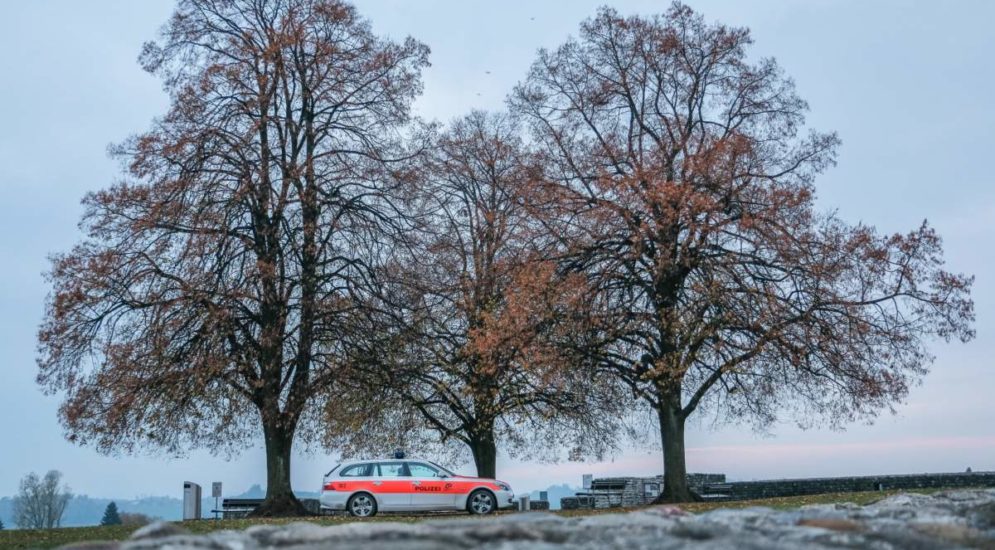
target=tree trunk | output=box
[469,431,498,479]
[251,418,306,517]
[652,393,698,503]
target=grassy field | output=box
[0,488,954,549]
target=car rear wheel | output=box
[467,489,496,515]
[347,492,377,517]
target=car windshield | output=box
[427,461,455,477]
[407,462,444,478]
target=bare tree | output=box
[511,3,974,501]
[37,0,428,516]
[13,471,72,529]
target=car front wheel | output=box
[467,489,496,515]
[347,492,378,517]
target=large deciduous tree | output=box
[37,0,428,515]
[511,4,974,501]
[327,112,624,477]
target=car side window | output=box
[377,462,409,477]
[339,463,372,477]
[407,462,442,478]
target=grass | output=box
[0,487,962,549]
[679,487,945,513]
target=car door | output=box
[374,461,412,510]
[332,462,376,509]
[335,462,377,494]
[406,462,456,509]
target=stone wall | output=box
[701,471,995,501]
[561,471,995,509]
[687,473,726,491]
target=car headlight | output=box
[496,482,511,491]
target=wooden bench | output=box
[211,498,327,518]
[698,483,733,500]
[212,498,264,519]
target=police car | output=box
[320,454,515,517]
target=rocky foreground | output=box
[69,489,995,549]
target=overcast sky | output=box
[1,0,993,500]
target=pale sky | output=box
[1,0,993,500]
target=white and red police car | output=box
[320,456,514,517]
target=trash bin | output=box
[183,482,202,520]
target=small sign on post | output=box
[582,474,593,490]
[212,482,222,520]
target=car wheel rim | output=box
[351,496,374,517]
[471,493,493,514]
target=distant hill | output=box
[0,494,186,528]
[0,485,317,529]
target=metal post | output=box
[212,482,222,521]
